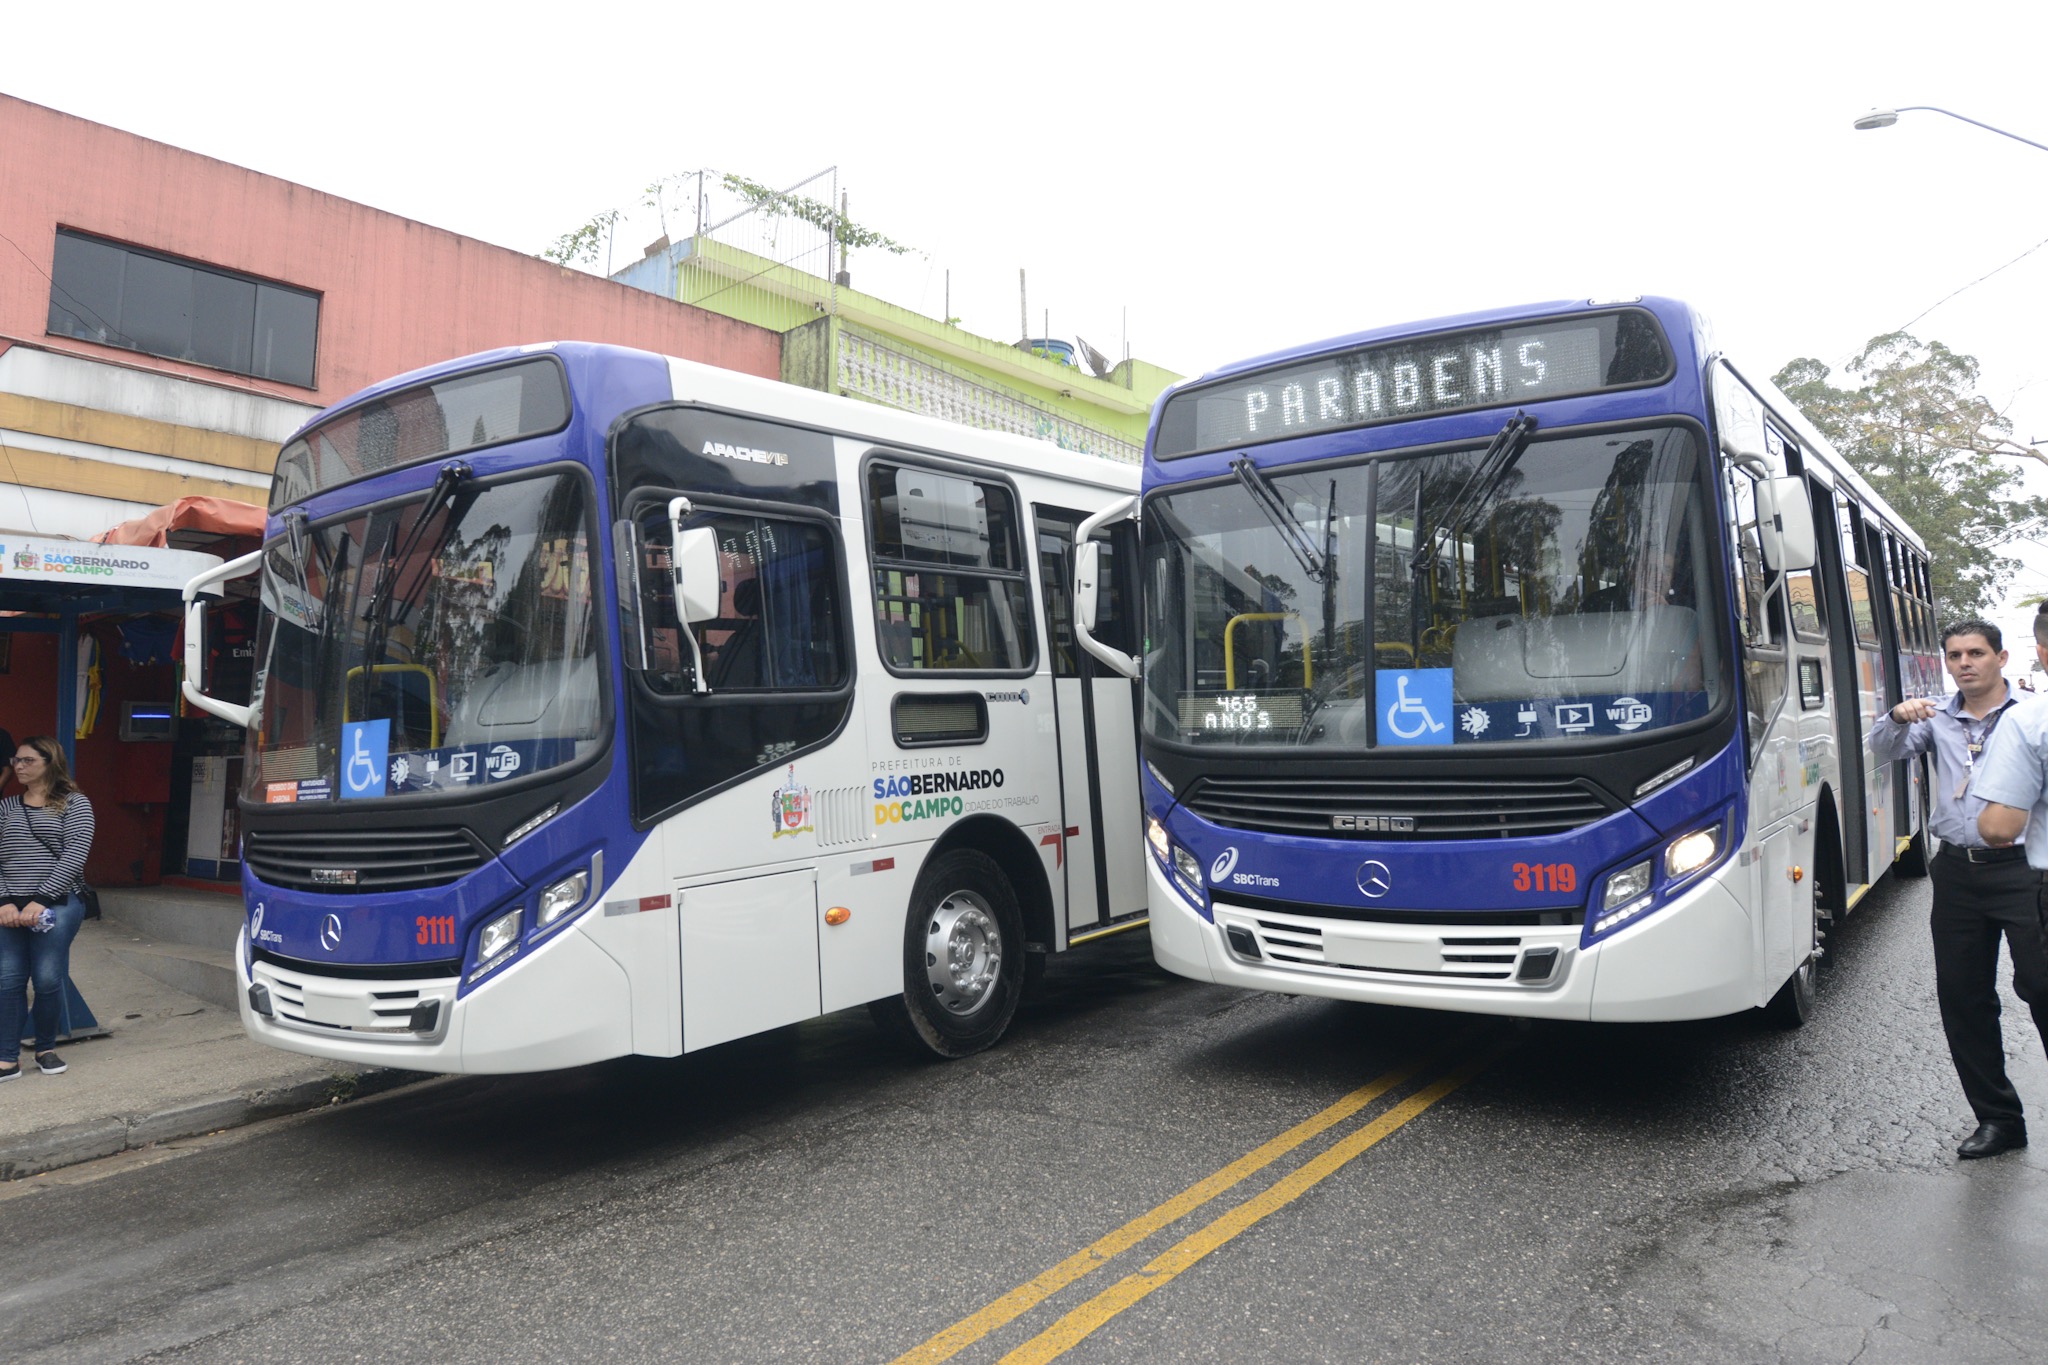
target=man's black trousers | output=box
[1929,849,2048,1126]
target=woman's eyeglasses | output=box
[9,757,41,766]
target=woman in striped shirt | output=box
[0,736,95,1080]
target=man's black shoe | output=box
[1958,1120,2028,1159]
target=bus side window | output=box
[1726,467,1780,647]
[1728,466,1786,764]
[868,462,1035,674]
[635,507,845,695]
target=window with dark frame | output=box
[46,228,320,388]
[866,461,1035,674]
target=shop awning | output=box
[93,494,266,552]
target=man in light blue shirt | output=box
[1951,613,2048,1159]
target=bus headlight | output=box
[537,869,591,929]
[1591,859,1655,936]
[1605,860,1652,909]
[470,907,522,981]
[1146,816,1208,908]
[1665,822,1724,881]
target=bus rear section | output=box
[189,342,1146,1073]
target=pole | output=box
[56,608,76,769]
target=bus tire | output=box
[869,849,1024,1059]
[1762,936,1816,1028]
[1764,828,1839,1029]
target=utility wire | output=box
[1893,232,2048,335]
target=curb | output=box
[0,1067,427,1181]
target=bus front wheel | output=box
[870,849,1025,1058]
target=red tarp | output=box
[93,496,265,548]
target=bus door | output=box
[1035,508,1144,936]
[1812,484,1876,887]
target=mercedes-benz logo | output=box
[1357,860,1393,899]
[319,913,343,952]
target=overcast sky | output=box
[7,0,2047,629]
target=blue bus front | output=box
[231,344,674,1070]
[1138,299,1762,1022]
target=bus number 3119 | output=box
[1512,863,1576,893]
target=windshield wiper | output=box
[1410,411,1537,576]
[283,510,312,591]
[354,461,471,717]
[1230,457,1331,584]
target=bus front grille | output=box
[243,826,489,893]
[1181,774,1615,840]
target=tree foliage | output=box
[1773,334,2048,621]
[720,174,914,256]
[542,209,621,267]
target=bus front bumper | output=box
[1148,859,1757,1023]
[235,922,635,1074]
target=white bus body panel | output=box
[679,868,819,1052]
[1149,854,1758,1023]
[236,924,635,1075]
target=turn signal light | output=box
[825,906,851,926]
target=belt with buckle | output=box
[1939,843,2028,864]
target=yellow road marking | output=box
[889,1036,1474,1365]
[998,1047,1500,1365]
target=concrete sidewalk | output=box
[0,885,424,1180]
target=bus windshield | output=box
[1142,424,1725,750]
[246,470,602,802]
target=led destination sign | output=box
[1154,310,1671,459]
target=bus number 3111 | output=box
[1512,863,1576,893]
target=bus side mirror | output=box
[1075,540,1103,631]
[1759,477,1817,573]
[665,498,719,695]
[1072,497,1140,681]
[672,525,722,624]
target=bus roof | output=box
[287,341,1140,497]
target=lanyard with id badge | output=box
[1958,704,2012,801]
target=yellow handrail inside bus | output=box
[341,663,442,747]
[1223,613,1311,690]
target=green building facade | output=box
[614,236,1177,463]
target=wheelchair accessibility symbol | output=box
[340,720,390,799]
[1375,668,1453,746]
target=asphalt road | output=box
[2,867,2044,1364]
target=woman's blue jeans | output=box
[0,893,86,1063]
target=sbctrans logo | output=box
[1210,847,1239,882]
[248,902,284,948]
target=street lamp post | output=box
[1854,106,2048,156]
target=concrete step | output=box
[97,887,243,955]
[100,937,238,1013]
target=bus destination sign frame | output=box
[1153,308,1673,460]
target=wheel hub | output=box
[924,892,1001,1015]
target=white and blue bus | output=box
[184,343,1146,1071]
[1073,298,1938,1025]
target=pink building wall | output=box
[0,94,781,405]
